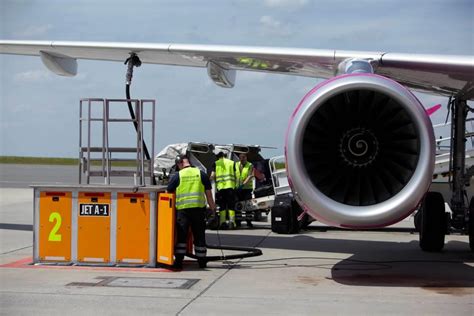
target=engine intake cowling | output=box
[285,74,435,228]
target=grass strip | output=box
[0,156,138,166]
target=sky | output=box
[0,0,473,158]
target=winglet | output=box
[426,104,442,116]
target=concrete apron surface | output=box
[1,187,473,316]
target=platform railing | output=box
[79,98,155,185]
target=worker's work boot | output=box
[220,221,229,230]
[219,210,227,227]
[198,259,207,268]
[172,258,183,270]
[228,210,236,229]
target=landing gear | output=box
[418,97,473,252]
[419,192,446,252]
[469,197,474,252]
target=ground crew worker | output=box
[210,152,237,229]
[167,154,216,269]
[236,153,254,227]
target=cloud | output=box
[263,0,309,8]
[260,15,281,29]
[14,70,52,82]
[14,24,53,37]
[4,103,33,114]
[259,15,292,37]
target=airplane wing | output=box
[1,39,473,235]
[1,40,473,99]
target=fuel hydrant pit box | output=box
[156,193,176,266]
[38,191,72,262]
[77,192,111,263]
[116,193,150,264]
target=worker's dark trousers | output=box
[175,207,207,263]
[237,189,252,201]
[217,188,236,212]
[237,189,253,226]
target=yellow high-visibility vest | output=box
[215,158,236,190]
[236,161,253,190]
[176,167,206,210]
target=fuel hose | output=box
[124,53,156,185]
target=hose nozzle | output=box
[124,53,142,85]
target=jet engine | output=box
[285,74,435,228]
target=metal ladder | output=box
[78,98,156,185]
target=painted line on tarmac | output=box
[0,180,47,184]
[0,245,32,255]
[0,257,179,273]
[0,223,33,231]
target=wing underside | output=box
[1,40,473,99]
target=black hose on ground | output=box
[186,244,262,262]
[185,212,263,262]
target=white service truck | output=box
[153,142,277,226]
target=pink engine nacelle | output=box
[285,74,435,228]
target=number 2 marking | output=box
[48,212,62,242]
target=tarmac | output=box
[1,164,473,315]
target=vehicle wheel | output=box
[289,199,301,234]
[469,197,474,252]
[419,192,446,252]
[299,213,311,230]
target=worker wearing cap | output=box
[167,154,216,269]
[211,152,237,229]
[236,153,254,227]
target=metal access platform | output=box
[79,98,156,185]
